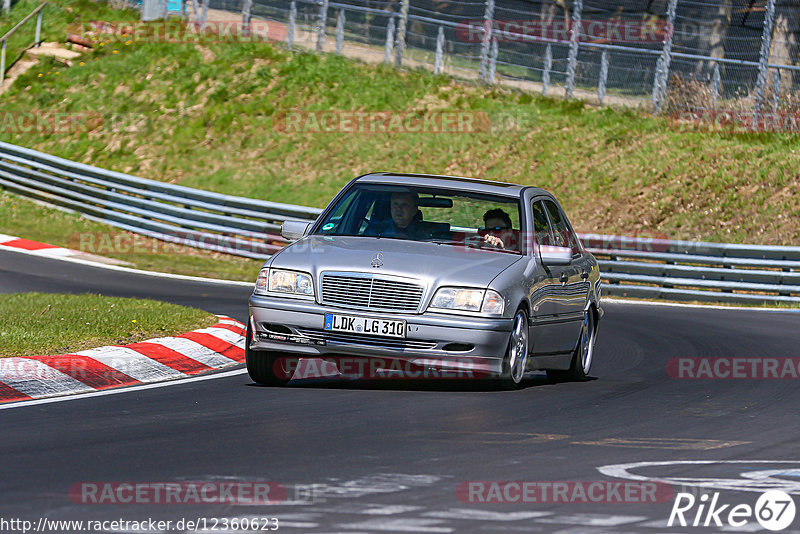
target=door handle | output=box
[560,272,569,285]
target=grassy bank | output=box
[0,0,798,278]
[0,292,217,357]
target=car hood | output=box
[269,235,522,289]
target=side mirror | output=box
[539,245,573,266]
[281,220,311,241]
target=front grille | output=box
[295,328,437,350]
[321,273,424,312]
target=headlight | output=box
[429,288,505,315]
[254,268,314,297]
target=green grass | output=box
[0,0,799,285]
[0,292,217,357]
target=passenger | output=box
[482,208,516,250]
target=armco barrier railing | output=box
[1,141,799,305]
[0,141,321,259]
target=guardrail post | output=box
[335,9,345,54]
[316,0,329,52]
[433,25,444,75]
[542,43,551,96]
[384,15,395,64]
[241,0,252,38]
[478,0,494,83]
[598,49,609,104]
[565,0,583,98]
[394,0,409,67]
[711,63,720,108]
[287,1,296,48]
[753,0,776,126]
[653,0,678,113]
[488,37,498,84]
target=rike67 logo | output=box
[669,490,796,531]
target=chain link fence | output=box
[197,0,799,127]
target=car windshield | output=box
[313,183,523,254]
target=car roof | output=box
[355,173,549,198]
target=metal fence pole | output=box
[335,9,345,54]
[2,0,8,15]
[478,0,494,83]
[0,39,5,86]
[181,0,186,20]
[598,49,609,104]
[753,0,776,124]
[653,0,678,112]
[201,0,208,27]
[488,37,498,84]
[287,1,296,49]
[34,10,43,47]
[384,15,395,64]
[542,43,551,96]
[772,69,781,112]
[711,63,720,108]
[434,25,444,75]
[652,55,664,109]
[316,0,329,52]
[565,0,583,98]
[394,0,409,67]
[241,0,253,38]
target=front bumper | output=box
[248,294,514,376]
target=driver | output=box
[366,191,429,240]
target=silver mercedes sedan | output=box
[247,173,602,388]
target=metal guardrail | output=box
[1,141,798,305]
[0,141,321,259]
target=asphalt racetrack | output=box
[2,249,799,533]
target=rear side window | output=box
[542,200,582,256]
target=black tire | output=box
[497,308,530,390]
[245,324,294,386]
[547,308,595,383]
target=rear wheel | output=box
[245,324,294,386]
[498,308,529,389]
[548,308,595,382]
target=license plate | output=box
[324,313,406,338]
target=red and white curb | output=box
[0,316,246,404]
[0,233,76,258]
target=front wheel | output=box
[245,324,295,386]
[548,308,595,382]
[498,309,530,389]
